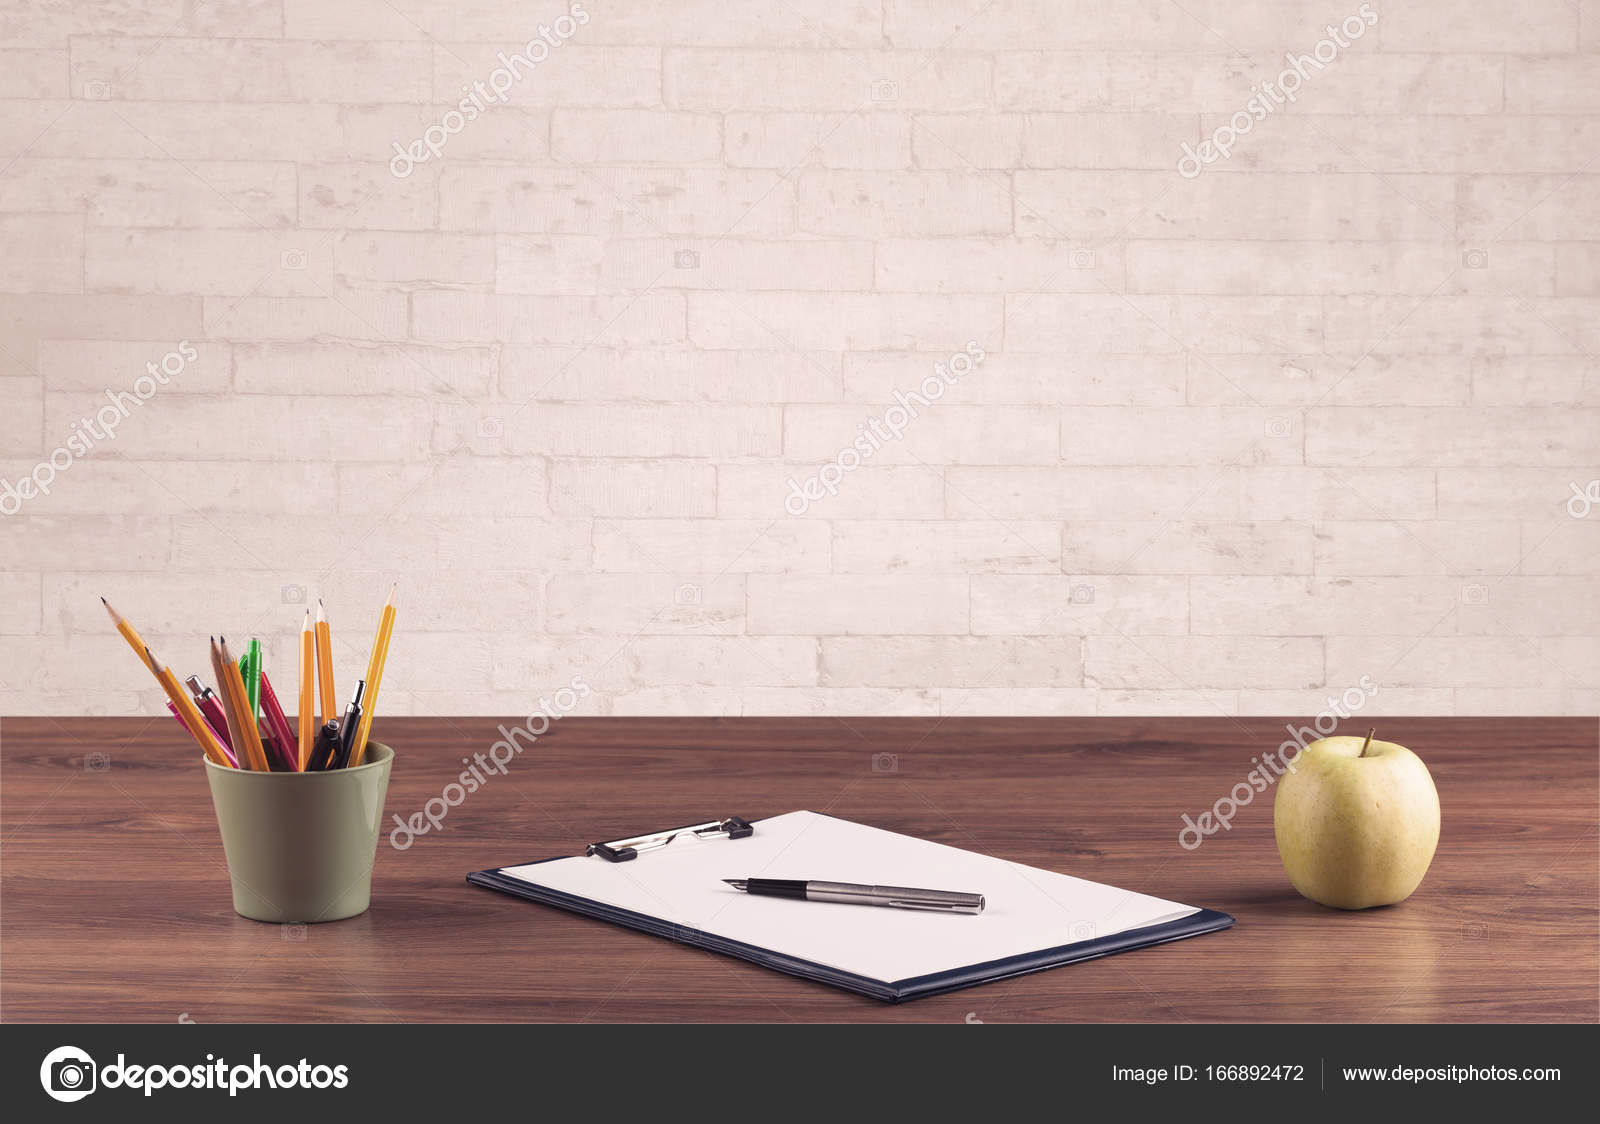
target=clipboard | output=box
[467,810,1234,1003]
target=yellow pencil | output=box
[218,636,271,772]
[314,599,337,726]
[146,647,232,768]
[298,610,315,771]
[349,583,396,767]
[208,636,251,768]
[101,597,149,663]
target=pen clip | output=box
[587,816,753,862]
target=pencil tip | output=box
[99,595,106,604]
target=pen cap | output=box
[203,743,395,924]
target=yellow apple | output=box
[1273,732,1440,909]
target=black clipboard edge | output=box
[467,862,900,1001]
[467,860,1234,1004]
[888,907,1234,1000]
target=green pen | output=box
[244,638,263,721]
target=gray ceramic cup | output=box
[204,743,394,923]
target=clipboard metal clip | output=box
[586,816,754,863]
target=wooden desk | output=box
[3,717,1595,1022]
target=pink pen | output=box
[166,700,238,767]
[184,676,234,752]
[258,673,301,772]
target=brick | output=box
[204,293,409,341]
[440,166,795,234]
[1062,406,1303,466]
[727,113,912,169]
[945,467,1241,521]
[68,36,433,102]
[821,636,1081,686]
[298,163,437,230]
[717,462,946,519]
[1313,521,1521,575]
[412,291,685,346]
[1086,636,1324,690]
[600,238,873,291]
[552,109,720,163]
[546,573,746,634]
[845,351,1182,405]
[592,518,831,572]
[876,238,1119,293]
[833,520,1061,573]
[336,233,495,288]
[0,159,296,228]
[970,575,1189,635]
[783,402,1058,465]
[689,292,1003,351]
[0,570,42,632]
[1061,521,1314,575]
[38,339,228,394]
[550,459,717,517]
[749,575,969,634]
[86,229,333,296]
[235,342,495,397]
[0,214,82,293]
[494,235,606,294]
[630,637,819,687]
[1306,407,1598,466]
[431,44,662,106]
[798,170,1013,236]
[0,295,202,379]
[665,49,990,111]
[434,402,780,457]
[504,346,840,402]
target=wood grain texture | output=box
[2,717,1595,1023]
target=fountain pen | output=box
[723,878,984,914]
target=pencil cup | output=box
[204,743,394,923]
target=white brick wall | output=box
[2,0,1596,717]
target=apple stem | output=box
[1360,728,1375,757]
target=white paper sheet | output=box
[498,811,1199,985]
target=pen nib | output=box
[723,879,748,891]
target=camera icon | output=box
[40,1046,97,1102]
[279,248,308,270]
[1264,416,1293,438]
[1069,584,1095,605]
[83,752,110,773]
[1067,919,1099,942]
[674,582,702,606]
[82,80,111,100]
[673,249,700,270]
[870,78,898,102]
[281,584,307,605]
[476,416,503,439]
[1461,922,1488,941]
[1070,248,1097,269]
[281,923,308,942]
[1461,583,1489,605]
[1461,248,1489,269]
[871,752,899,774]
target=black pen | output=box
[724,878,984,914]
[309,719,341,772]
[332,680,365,769]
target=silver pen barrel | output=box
[805,881,985,913]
